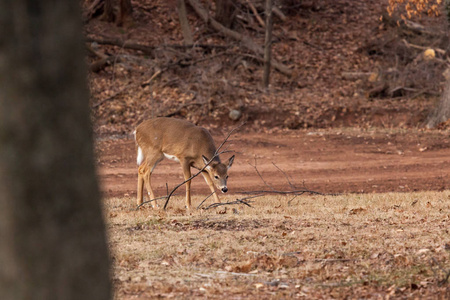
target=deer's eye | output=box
[214,176,219,179]
[226,176,229,179]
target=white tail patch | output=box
[137,147,144,166]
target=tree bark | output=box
[118,0,133,27]
[262,0,273,88]
[177,0,194,45]
[0,1,111,300]
[425,78,450,128]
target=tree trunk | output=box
[425,78,450,128]
[118,0,133,27]
[103,0,115,22]
[262,0,273,88]
[215,0,236,28]
[0,1,111,300]
[177,0,194,45]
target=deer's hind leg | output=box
[145,153,164,208]
[137,152,164,208]
[137,164,147,206]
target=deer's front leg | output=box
[201,171,220,203]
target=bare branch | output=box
[248,158,275,191]
[272,162,296,190]
[196,191,216,210]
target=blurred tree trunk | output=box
[177,0,194,44]
[118,0,133,26]
[263,0,273,88]
[215,0,236,28]
[103,0,115,22]
[425,78,450,128]
[0,1,111,300]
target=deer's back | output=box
[135,118,216,159]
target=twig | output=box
[430,257,450,286]
[196,191,216,210]
[203,199,253,210]
[272,162,296,190]
[249,158,275,191]
[141,69,162,86]
[200,194,265,210]
[287,195,298,206]
[135,195,173,210]
[246,0,265,27]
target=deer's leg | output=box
[143,155,164,208]
[180,161,192,210]
[137,164,147,206]
[201,171,220,203]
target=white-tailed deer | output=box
[134,117,235,210]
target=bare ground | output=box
[97,128,449,201]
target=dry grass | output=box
[105,191,450,299]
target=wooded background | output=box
[84,0,450,134]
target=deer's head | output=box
[202,155,235,193]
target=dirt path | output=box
[96,129,449,200]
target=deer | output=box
[134,117,235,210]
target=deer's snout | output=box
[221,187,228,193]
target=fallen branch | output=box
[239,189,329,196]
[86,35,228,55]
[402,39,446,56]
[246,0,265,27]
[202,198,253,210]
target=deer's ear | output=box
[227,155,235,169]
